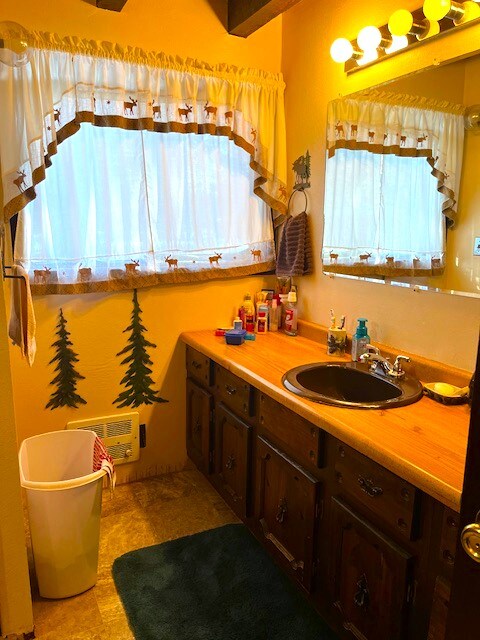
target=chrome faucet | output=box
[359,346,410,378]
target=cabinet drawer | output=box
[186,345,213,387]
[215,364,254,419]
[259,393,324,469]
[439,508,459,574]
[333,441,420,540]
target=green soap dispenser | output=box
[351,318,369,362]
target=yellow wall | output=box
[2,0,281,483]
[282,0,480,371]
[0,280,33,636]
[449,56,480,293]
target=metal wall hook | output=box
[286,187,308,218]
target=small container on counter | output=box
[327,328,347,356]
[225,329,247,345]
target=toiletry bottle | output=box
[351,318,369,361]
[284,291,298,336]
[278,293,288,329]
[233,316,243,331]
[243,293,255,333]
[256,312,267,334]
[269,298,279,332]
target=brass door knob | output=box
[461,522,480,563]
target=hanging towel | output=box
[93,435,116,493]
[275,211,313,277]
[8,264,37,366]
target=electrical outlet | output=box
[140,424,146,448]
[474,237,480,256]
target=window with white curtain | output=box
[15,123,275,290]
[322,148,445,276]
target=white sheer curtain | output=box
[322,148,445,274]
[16,123,275,291]
[323,92,465,276]
[0,23,287,227]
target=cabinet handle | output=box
[225,384,237,395]
[225,454,236,470]
[275,497,288,524]
[193,418,201,434]
[191,360,202,369]
[290,559,304,572]
[358,475,383,498]
[353,574,370,610]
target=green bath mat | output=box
[112,523,338,640]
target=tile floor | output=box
[28,469,239,639]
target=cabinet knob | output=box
[193,417,201,434]
[358,475,383,498]
[225,384,237,395]
[191,360,201,369]
[275,498,288,524]
[225,454,236,470]
[353,574,370,610]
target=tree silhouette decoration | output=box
[114,289,168,408]
[46,309,87,410]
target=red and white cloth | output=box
[93,435,116,492]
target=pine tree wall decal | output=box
[114,289,168,408]
[46,309,87,410]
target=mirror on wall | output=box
[323,55,480,297]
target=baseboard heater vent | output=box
[66,412,140,464]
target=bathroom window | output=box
[15,123,275,291]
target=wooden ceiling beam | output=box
[83,0,128,12]
[228,0,303,37]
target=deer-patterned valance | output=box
[0,22,287,225]
[327,91,465,227]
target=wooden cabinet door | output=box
[186,378,213,475]
[330,497,414,640]
[255,436,320,591]
[214,402,252,518]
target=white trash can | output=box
[19,430,106,599]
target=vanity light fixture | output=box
[331,2,480,73]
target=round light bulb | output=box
[423,0,454,21]
[357,26,382,51]
[455,1,480,24]
[388,9,415,36]
[357,49,379,66]
[385,35,409,53]
[330,38,354,63]
[417,18,441,39]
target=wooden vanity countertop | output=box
[181,329,470,512]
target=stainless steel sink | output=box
[282,362,423,409]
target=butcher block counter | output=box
[181,327,470,512]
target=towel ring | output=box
[286,188,308,218]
